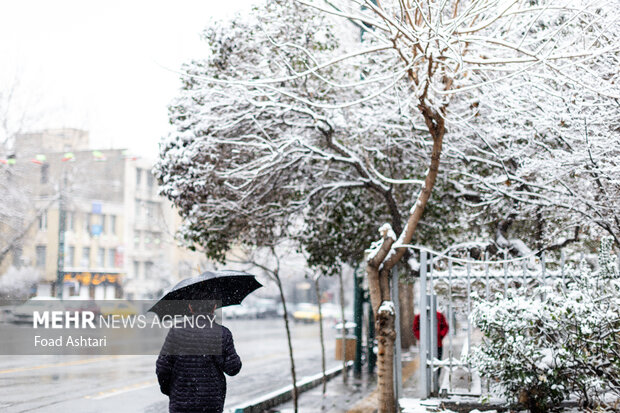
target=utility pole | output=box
[56,171,66,299]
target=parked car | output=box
[222,304,257,319]
[10,297,61,324]
[98,300,138,317]
[253,298,278,318]
[292,303,321,323]
[62,297,100,317]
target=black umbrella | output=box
[148,270,262,318]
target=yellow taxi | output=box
[292,303,321,323]
[98,300,139,317]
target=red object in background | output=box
[413,311,449,347]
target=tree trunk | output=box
[399,282,414,349]
[338,270,348,384]
[376,300,397,413]
[367,105,445,413]
[314,276,327,395]
[275,273,298,412]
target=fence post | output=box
[448,259,454,394]
[419,251,430,398]
[392,265,402,403]
[430,293,438,395]
[429,254,437,395]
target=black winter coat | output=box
[156,323,241,413]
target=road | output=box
[0,318,340,412]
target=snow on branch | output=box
[378,300,395,315]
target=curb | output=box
[230,361,353,413]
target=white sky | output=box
[0,0,257,158]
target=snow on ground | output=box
[400,398,460,413]
[399,397,592,413]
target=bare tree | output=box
[0,76,47,270]
[312,272,328,397]
[229,242,301,412]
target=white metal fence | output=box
[414,248,615,398]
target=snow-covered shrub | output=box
[470,238,619,412]
[470,291,570,412]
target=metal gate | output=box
[416,248,581,398]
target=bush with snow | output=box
[470,238,619,412]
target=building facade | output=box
[1,129,207,299]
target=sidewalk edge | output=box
[230,361,354,413]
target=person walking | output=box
[156,302,242,413]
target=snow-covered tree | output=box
[155,0,619,410]
[0,78,45,267]
[457,26,620,248]
[324,1,618,409]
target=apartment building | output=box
[1,129,207,299]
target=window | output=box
[145,261,154,278]
[135,200,141,220]
[66,246,75,267]
[84,213,91,234]
[147,172,154,189]
[81,247,91,267]
[133,261,140,279]
[97,248,105,267]
[40,164,49,184]
[67,212,75,231]
[109,215,116,235]
[38,211,47,231]
[12,246,22,267]
[145,201,156,218]
[136,168,142,187]
[36,246,46,268]
[100,215,106,233]
[108,249,116,268]
[134,231,141,248]
[88,214,103,237]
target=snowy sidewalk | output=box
[268,372,377,413]
[257,350,429,412]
